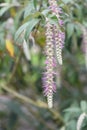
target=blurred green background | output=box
[0,0,87,130]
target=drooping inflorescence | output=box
[43,18,56,108]
[42,0,65,108]
[77,113,87,130]
[48,0,65,64]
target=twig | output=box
[1,82,45,108]
[7,51,22,84]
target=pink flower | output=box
[42,0,65,108]
[42,18,56,108]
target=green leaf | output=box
[76,5,82,20]
[23,39,31,61]
[24,1,34,18]
[64,107,81,113]
[23,11,41,24]
[4,0,11,2]
[66,120,76,130]
[33,11,42,18]
[62,0,72,4]
[25,18,40,40]
[83,21,87,28]
[67,23,74,39]
[48,15,59,27]
[33,0,37,9]
[0,26,5,50]
[41,9,50,16]
[80,101,87,112]
[15,22,29,41]
[0,6,11,17]
[74,24,82,37]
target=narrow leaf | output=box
[24,1,34,18]
[25,18,40,40]
[0,6,10,16]
[64,107,81,113]
[23,39,31,61]
[67,23,74,39]
[15,22,29,41]
[33,0,37,9]
[80,101,87,112]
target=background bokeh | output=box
[0,0,87,130]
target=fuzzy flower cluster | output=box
[42,0,65,108]
[48,0,64,26]
[49,0,65,64]
[77,113,87,130]
[43,18,56,108]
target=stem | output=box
[7,51,22,84]
[33,0,43,37]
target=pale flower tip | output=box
[48,102,53,108]
[58,59,62,65]
[47,94,53,108]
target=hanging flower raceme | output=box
[43,0,65,108]
[42,18,56,108]
[53,25,65,64]
[48,0,64,27]
[48,0,65,65]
